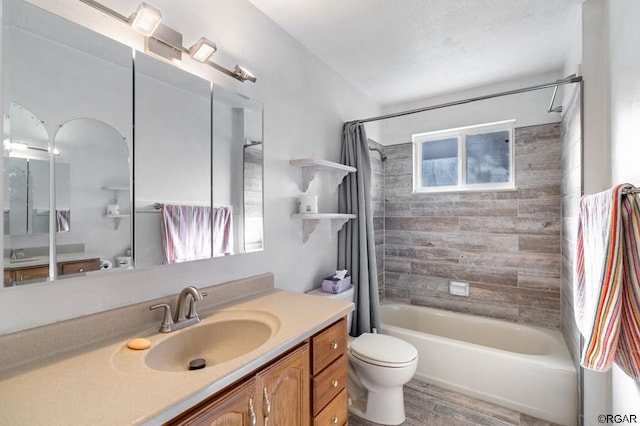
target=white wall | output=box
[578,1,614,422]
[607,0,640,416]
[570,0,640,422]
[0,0,381,334]
[376,71,564,146]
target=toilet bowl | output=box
[306,286,418,425]
[347,332,417,425]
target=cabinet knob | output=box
[330,379,339,388]
[330,341,339,350]
[332,416,339,424]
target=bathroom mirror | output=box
[211,87,264,253]
[54,118,130,274]
[3,102,72,236]
[3,0,133,285]
[2,0,264,287]
[134,53,212,267]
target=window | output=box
[412,120,515,193]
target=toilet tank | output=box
[307,285,354,331]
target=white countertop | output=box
[0,289,353,425]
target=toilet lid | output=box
[350,333,417,365]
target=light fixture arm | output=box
[78,0,129,24]
[78,0,256,83]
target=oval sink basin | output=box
[142,311,279,372]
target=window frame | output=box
[412,119,516,193]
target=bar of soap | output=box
[126,338,151,350]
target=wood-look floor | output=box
[347,379,562,426]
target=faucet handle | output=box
[150,303,173,333]
[186,292,207,320]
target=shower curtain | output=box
[338,122,381,336]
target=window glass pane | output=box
[466,130,510,184]
[422,138,458,187]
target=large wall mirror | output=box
[2,0,264,287]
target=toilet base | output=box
[348,387,406,425]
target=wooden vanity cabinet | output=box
[168,344,309,426]
[167,318,348,426]
[4,258,100,286]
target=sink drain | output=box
[188,358,206,370]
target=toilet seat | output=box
[350,333,417,368]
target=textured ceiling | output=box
[248,0,581,105]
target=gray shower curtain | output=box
[338,122,380,336]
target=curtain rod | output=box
[346,75,583,125]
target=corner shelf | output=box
[290,158,356,192]
[291,213,356,243]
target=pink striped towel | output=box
[574,184,640,379]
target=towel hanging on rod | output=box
[574,183,640,379]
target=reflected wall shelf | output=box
[104,214,130,230]
[102,186,130,230]
[290,158,356,192]
[291,213,356,243]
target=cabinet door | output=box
[256,344,310,426]
[169,378,257,426]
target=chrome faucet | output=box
[149,286,207,333]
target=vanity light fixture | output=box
[129,2,162,36]
[233,65,257,83]
[189,37,218,63]
[146,23,184,65]
[78,0,256,83]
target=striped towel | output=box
[574,184,640,378]
[161,204,212,264]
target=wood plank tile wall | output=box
[381,123,563,328]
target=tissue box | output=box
[321,275,352,294]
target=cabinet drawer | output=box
[59,258,100,275]
[313,388,347,426]
[13,266,49,282]
[312,318,347,374]
[312,354,347,416]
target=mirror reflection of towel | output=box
[212,207,233,257]
[56,210,70,232]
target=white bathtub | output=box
[379,303,577,425]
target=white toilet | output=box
[307,286,418,425]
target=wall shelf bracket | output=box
[290,158,356,192]
[291,213,356,243]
